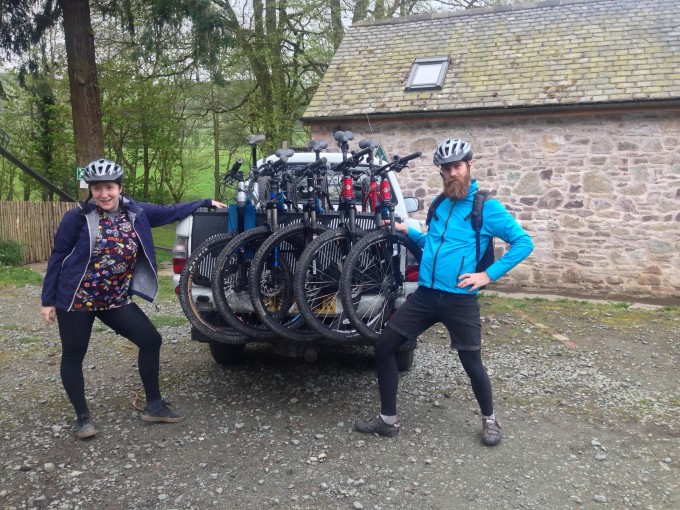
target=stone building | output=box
[302,0,680,302]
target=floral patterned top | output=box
[72,208,139,311]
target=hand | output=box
[211,200,227,208]
[457,271,492,292]
[41,306,56,324]
[381,219,408,233]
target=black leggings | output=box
[375,326,493,417]
[56,303,163,416]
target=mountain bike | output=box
[247,147,332,342]
[338,152,423,341]
[291,135,380,341]
[177,134,268,349]
[210,148,301,339]
[221,134,268,232]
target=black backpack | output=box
[426,190,495,285]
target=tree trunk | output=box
[59,0,104,201]
[143,141,150,200]
[212,90,221,200]
[329,0,343,50]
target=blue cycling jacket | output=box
[42,196,212,311]
[407,180,534,295]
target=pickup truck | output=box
[172,150,423,370]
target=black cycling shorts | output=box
[386,286,482,351]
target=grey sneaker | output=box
[141,401,185,423]
[481,418,502,446]
[75,415,96,439]
[354,416,400,438]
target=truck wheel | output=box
[395,349,415,372]
[208,342,246,364]
[303,346,319,363]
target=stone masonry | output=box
[308,110,680,302]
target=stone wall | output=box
[308,110,680,302]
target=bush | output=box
[0,239,25,266]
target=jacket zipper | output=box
[67,216,94,311]
[430,200,455,288]
[455,256,465,285]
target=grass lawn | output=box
[152,224,177,248]
[0,266,44,287]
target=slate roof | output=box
[303,0,680,121]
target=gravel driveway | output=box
[1,280,678,510]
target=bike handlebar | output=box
[350,146,372,163]
[294,157,328,177]
[396,151,422,164]
[372,151,422,175]
[257,158,286,177]
[221,158,244,183]
[332,147,372,175]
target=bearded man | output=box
[354,138,534,446]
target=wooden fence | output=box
[0,201,77,263]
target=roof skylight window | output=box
[405,56,449,91]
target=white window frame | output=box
[405,56,450,91]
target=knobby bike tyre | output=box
[293,226,368,342]
[248,223,327,342]
[339,229,422,340]
[211,226,282,340]
[178,233,246,345]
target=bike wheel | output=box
[249,223,326,342]
[294,227,367,342]
[211,226,280,339]
[339,230,422,340]
[178,234,246,344]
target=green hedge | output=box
[0,239,25,266]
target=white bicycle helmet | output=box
[83,159,124,183]
[433,138,472,166]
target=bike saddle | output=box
[333,131,354,142]
[359,139,379,150]
[246,134,266,145]
[309,140,329,151]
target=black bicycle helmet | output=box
[83,159,124,183]
[433,138,473,166]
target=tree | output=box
[1,0,512,203]
[175,0,508,150]
[59,0,104,192]
[21,53,75,201]
[0,41,75,201]
[1,0,103,199]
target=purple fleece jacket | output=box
[42,196,211,311]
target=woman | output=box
[41,158,226,439]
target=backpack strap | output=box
[470,190,493,267]
[425,193,447,226]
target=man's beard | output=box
[443,170,471,200]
